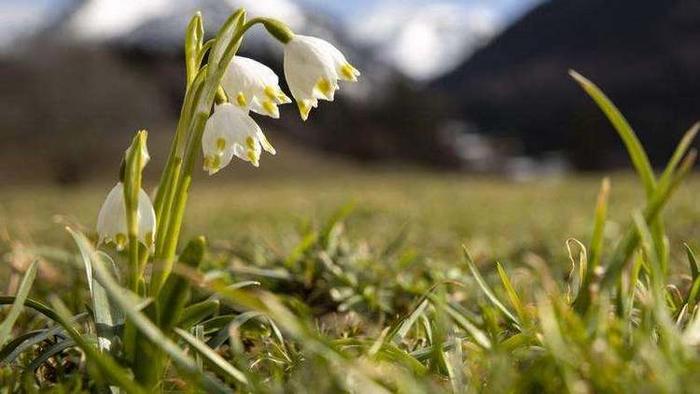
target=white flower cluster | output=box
[202,34,360,174]
[95,27,359,250]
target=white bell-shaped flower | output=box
[283,34,360,120]
[202,103,275,174]
[96,182,156,250]
[222,56,291,119]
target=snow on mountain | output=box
[350,2,502,81]
[67,0,169,40]
[66,0,307,45]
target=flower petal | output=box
[96,182,155,250]
[202,103,273,170]
[221,56,290,118]
[283,35,358,120]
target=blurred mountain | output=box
[347,2,501,80]
[437,0,700,170]
[1,0,473,184]
[62,0,315,51]
[2,0,508,82]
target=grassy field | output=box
[3,170,700,265]
[4,165,700,392]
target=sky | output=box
[2,0,538,17]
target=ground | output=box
[3,166,700,391]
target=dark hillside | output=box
[437,0,700,169]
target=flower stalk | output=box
[91,7,359,388]
[149,11,358,294]
[122,130,150,291]
[151,10,261,294]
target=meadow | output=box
[4,166,700,392]
[6,171,700,268]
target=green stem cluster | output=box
[92,8,296,390]
[149,12,290,295]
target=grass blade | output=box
[589,178,610,274]
[600,150,696,291]
[178,300,220,330]
[25,338,76,373]
[0,261,38,347]
[658,123,700,191]
[462,246,519,326]
[570,71,671,274]
[386,299,429,344]
[631,212,682,353]
[68,227,122,351]
[0,296,63,325]
[70,229,233,393]
[1,313,85,364]
[206,311,264,349]
[48,296,145,393]
[174,328,249,385]
[0,330,44,364]
[496,262,528,326]
[536,296,580,392]
[440,300,491,349]
[569,70,655,195]
[685,243,699,281]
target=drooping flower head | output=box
[222,56,291,119]
[283,34,360,120]
[202,103,275,174]
[96,182,156,250]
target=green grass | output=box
[3,170,700,391]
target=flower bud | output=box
[261,18,294,44]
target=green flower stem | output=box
[153,158,180,255]
[128,235,139,290]
[153,12,206,255]
[151,112,208,295]
[154,68,208,257]
[153,68,208,262]
[137,245,150,280]
[157,236,205,331]
[153,8,246,259]
[123,131,148,292]
[151,17,281,295]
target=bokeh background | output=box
[2,0,700,264]
[3,0,699,185]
